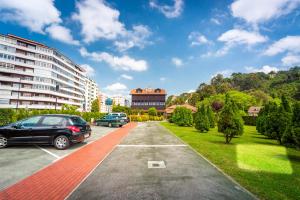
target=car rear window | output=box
[121,114,126,117]
[70,117,87,125]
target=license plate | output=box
[84,133,90,138]
[120,120,124,122]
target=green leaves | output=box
[172,107,193,127]
[218,94,244,144]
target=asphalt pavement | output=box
[68,122,255,200]
[0,125,115,190]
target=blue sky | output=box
[0,0,300,97]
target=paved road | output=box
[68,122,255,200]
[0,125,115,190]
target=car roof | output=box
[36,114,80,118]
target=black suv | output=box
[0,114,91,150]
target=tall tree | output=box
[218,94,244,144]
[91,99,99,112]
[207,105,215,128]
[194,104,210,132]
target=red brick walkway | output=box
[0,123,137,200]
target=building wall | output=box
[98,93,112,113]
[85,78,99,111]
[112,96,126,107]
[0,34,86,110]
[131,94,166,111]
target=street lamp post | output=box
[16,77,21,110]
[55,85,59,111]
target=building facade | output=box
[98,93,112,113]
[0,34,86,110]
[85,78,100,112]
[112,96,128,107]
[130,88,166,111]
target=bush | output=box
[172,107,193,126]
[0,109,15,126]
[242,116,257,126]
[148,107,157,116]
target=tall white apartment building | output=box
[0,34,86,110]
[98,93,112,113]
[112,96,126,107]
[85,78,100,112]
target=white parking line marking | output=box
[35,145,61,159]
[117,144,187,147]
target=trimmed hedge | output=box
[0,108,106,126]
[129,115,164,122]
[242,116,257,126]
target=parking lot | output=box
[0,125,116,190]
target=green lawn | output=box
[160,122,300,200]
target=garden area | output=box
[162,85,300,199]
[161,123,300,200]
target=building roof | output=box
[130,88,166,95]
[6,34,85,73]
[165,104,197,114]
[248,106,261,114]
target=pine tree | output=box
[206,105,215,128]
[218,94,244,144]
[279,96,293,145]
[194,104,210,132]
[292,102,300,147]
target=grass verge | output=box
[160,122,300,200]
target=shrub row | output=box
[0,108,105,126]
[129,115,164,122]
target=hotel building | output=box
[130,88,166,112]
[0,34,86,110]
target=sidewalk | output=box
[0,123,136,200]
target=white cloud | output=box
[281,54,300,66]
[231,0,300,26]
[188,32,211,46]
[0,0,61,33]
[160,77,166,81]
[46,24,79,45]
[212,69,233,78]
[80,47,148,72]
[172,57,183,67]
[113,25,152,52]
[81,64,95,77]
[187,89,195,93]
[264,36,300,56]
[218,29,268,46]
[210,18,221,25]
[104,82,127,91]
[149,0,184,18]
[121,74,133,80]
[245,65,279,73]
[215,29,267,56]
[72,0,125,43]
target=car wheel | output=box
[54,135,70,150]
[108,123,112,127]
[0,135,8,148]
[119,124,123,127]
